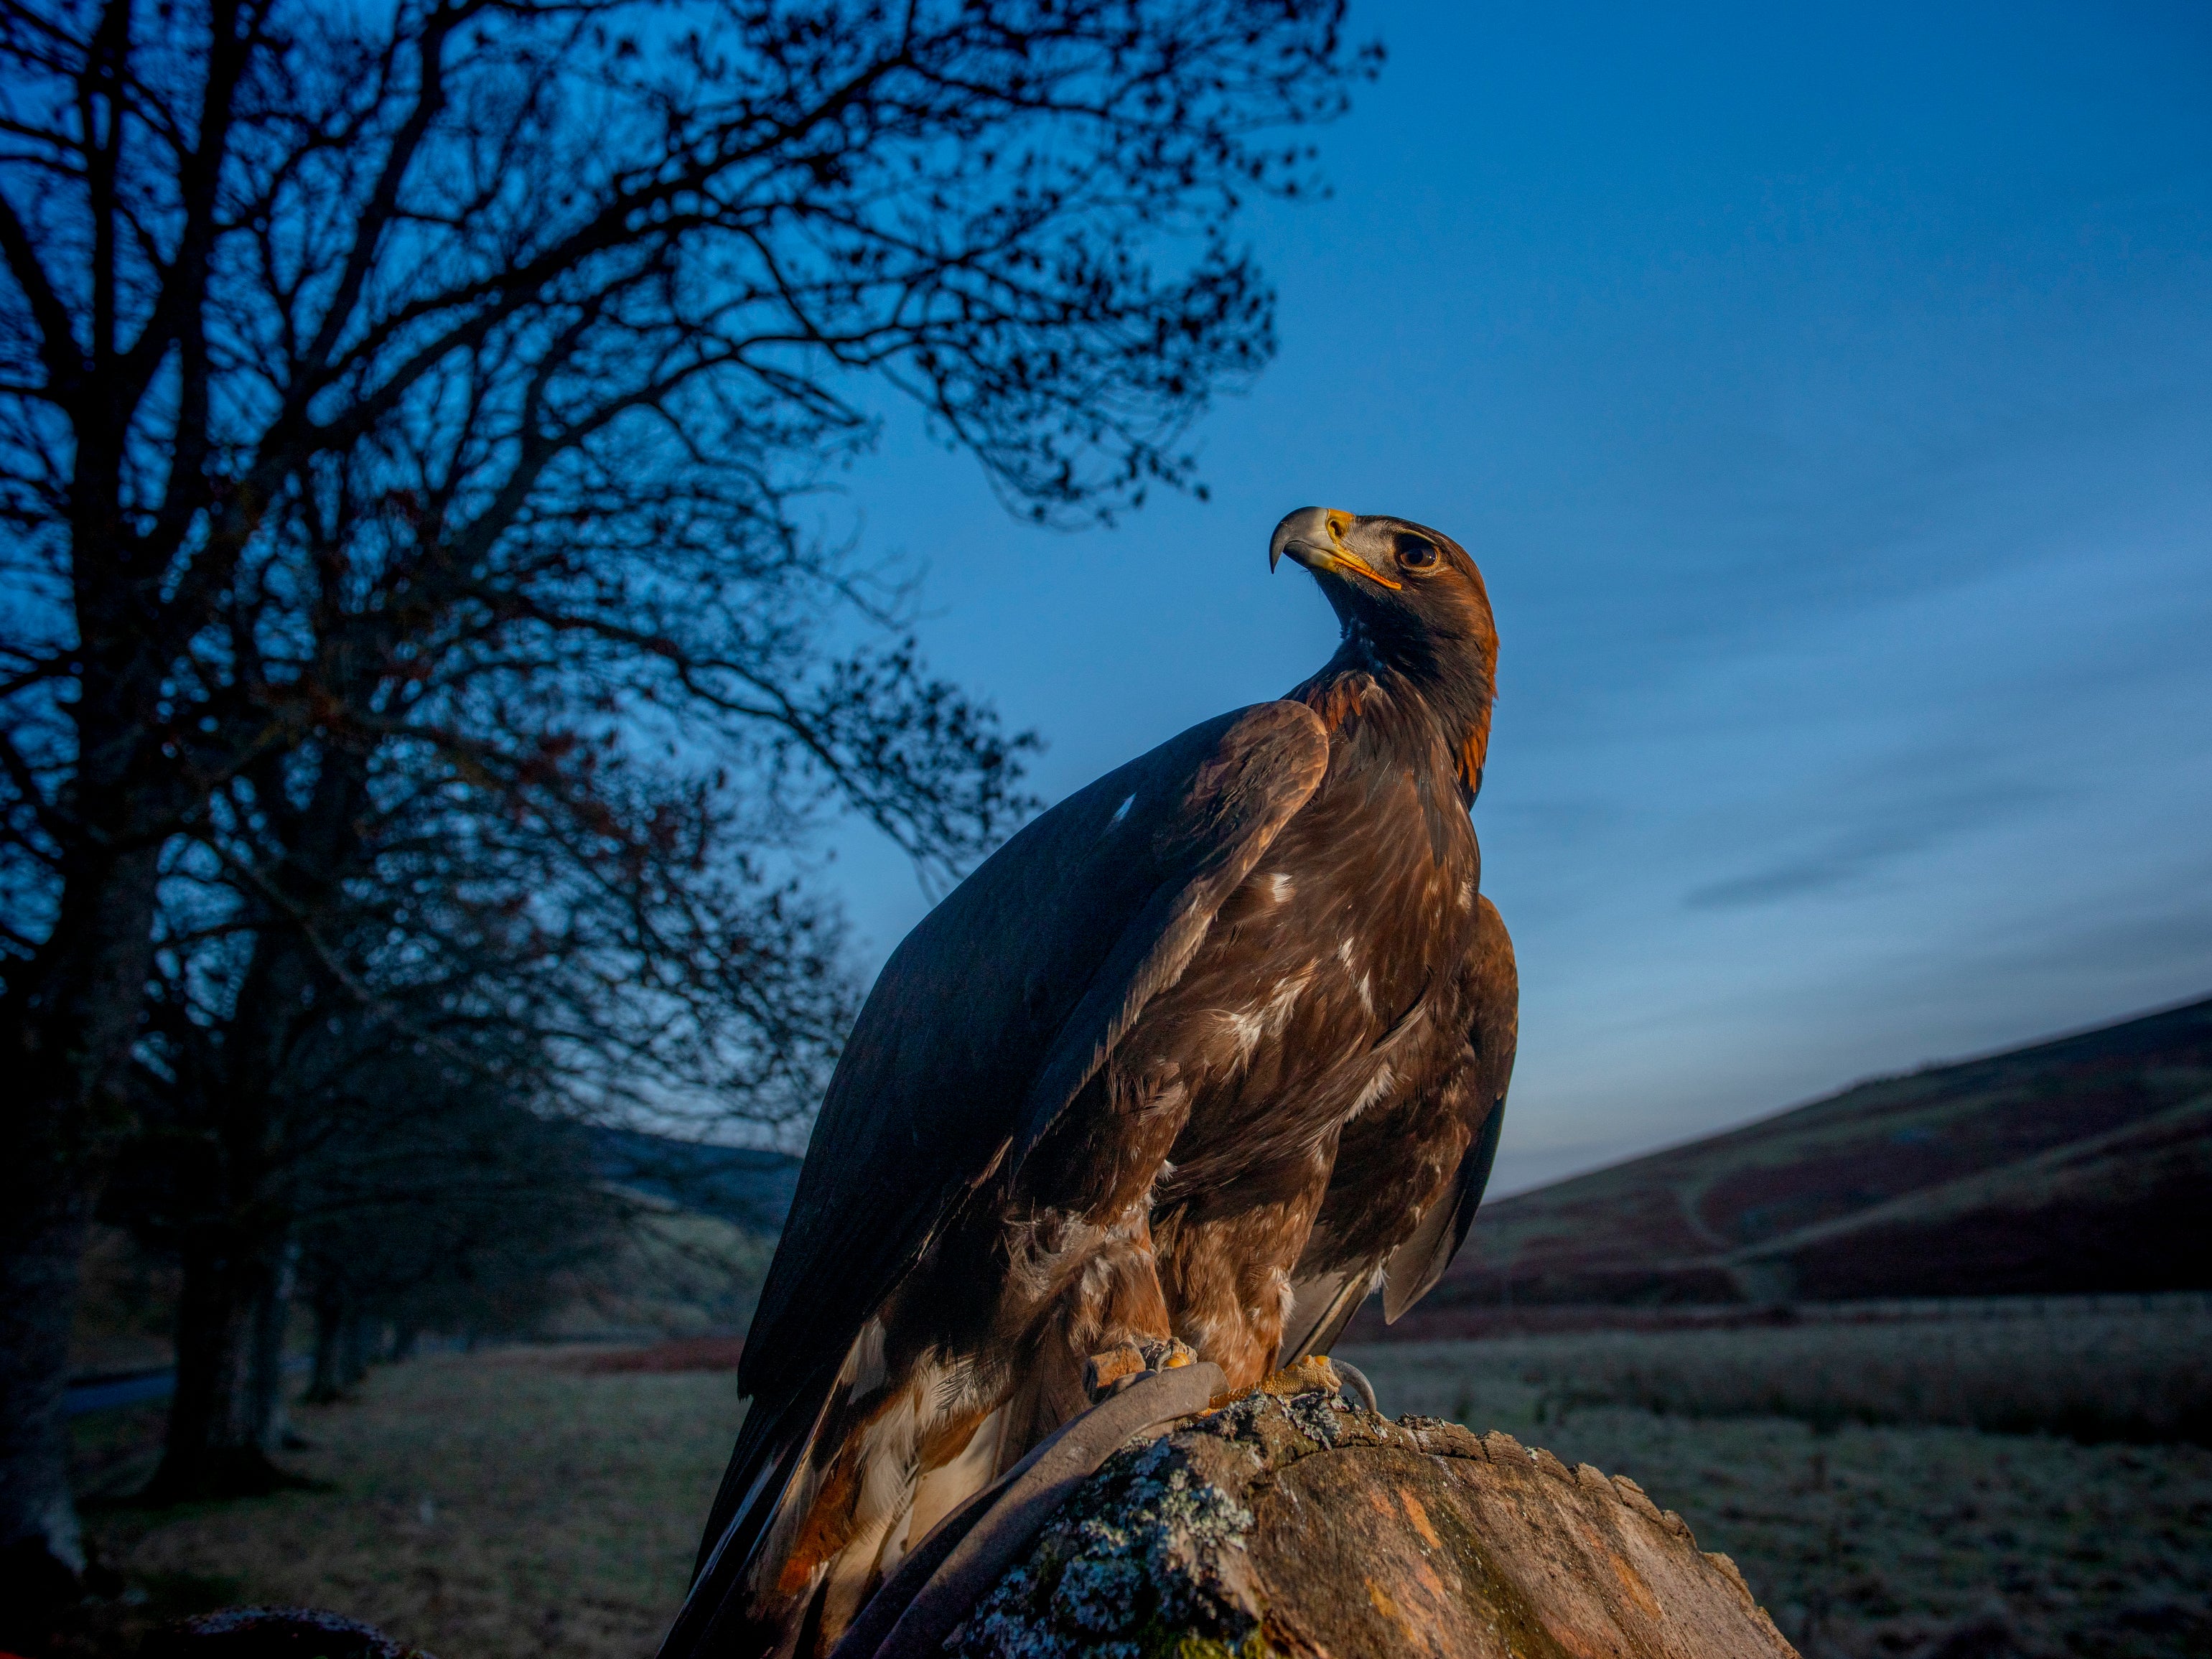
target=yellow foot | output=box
[1266,1353,1341,1397]
[1210,1353,1343,1408]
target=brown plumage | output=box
[661,508,1519,1659]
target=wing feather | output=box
[1382,895,1518,1321]
[738,702,1330,1411]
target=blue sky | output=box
[817,0,2212,1194]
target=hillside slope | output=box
[589,1126,802,1231]
[1390,994,2212,1322]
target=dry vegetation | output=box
[70,1311,2212,1659]
[1343,1306,2212,1659]
[1358,1301,2212,1444]
[77,1355,743,1659]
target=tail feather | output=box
[659,1369,836,1659]
[1280,1262,1378,1364]
[666,1358,1024,1659]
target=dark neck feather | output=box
[1292,629,1495,803]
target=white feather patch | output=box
[1348,1060,1396,1121]
[1216,971,1308,1061]
[845,1317,888,1396]
[895,1405,1006,1572]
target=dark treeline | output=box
[0,0,1368,1635]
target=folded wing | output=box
[683,701,1331,1611]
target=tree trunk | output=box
[146,1238,294,1500]
[338,1309,374,1389]
[146,754,373,1492]
[844,1363,1796,1659]
[0,836,164,1631]
[304,1280,351,1404]
[248,1239,298,1452]
[0,1197,92,1648]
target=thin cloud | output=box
[1684,777,2055,911]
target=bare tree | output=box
[0,0,1368,1614]
[113,972,625,1493]
[119,660,870,1497]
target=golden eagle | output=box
[664,508,1519,1658]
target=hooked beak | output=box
[1268,506,1401,590]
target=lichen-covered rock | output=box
[949,1428,1267,1658]
[943,1384,1796,1659]
[142,1607,436,1659]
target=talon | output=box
[1146,1337,1198,1371]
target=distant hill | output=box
[1359,994,2212,1334]
[584,998,2211,1332]
[588,1126,803,1233]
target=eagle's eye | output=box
[1394,535,1439,572]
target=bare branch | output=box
[0,189,81,390]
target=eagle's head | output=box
[1274,500,1495,683]
[1271,506,1498,794]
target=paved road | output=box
[67,1355,312,1416]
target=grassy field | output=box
[76,1317,2212,1659]
[1352,1300,2212,1443]
[78,1353,743,1659]
[1345,1322,2212,1659]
